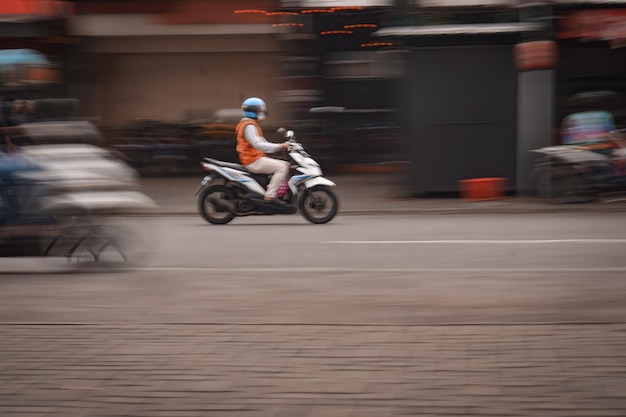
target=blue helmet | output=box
[242,97,268,120]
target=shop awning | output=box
[374,22,543,37]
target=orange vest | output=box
[236,119,265,166]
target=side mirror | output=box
[276,127,294,139]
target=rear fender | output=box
[194,175,213,196]
[193,175,226,196]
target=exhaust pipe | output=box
[209,195,236,213]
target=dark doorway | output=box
[401,45,517,194]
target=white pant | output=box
[246,157,290,199]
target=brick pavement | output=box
[1,323,626,417]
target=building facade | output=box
[277,0,626,192]
[67,0,286,127]
[0,0,70,102]
[58,0,626,187]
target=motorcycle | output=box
[1,123,157,266]
[195,127,338,224]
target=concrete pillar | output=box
[516,69,554,193]
[516,2,555,193]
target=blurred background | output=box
[2,0,626,193]
[2,3,626,416]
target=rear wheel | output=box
[198,185,236,224]
[298,186,338,224]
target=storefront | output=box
[554,7,626,132]
[0,1,73,121]
[67,0,285,128]
[276,1,404,169]
[369,2,556,193]
[276,1,560,189]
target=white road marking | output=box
[5,266,625,275]
[322,239,626,244]
[133,267,626,273]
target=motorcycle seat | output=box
[204,158,246,171]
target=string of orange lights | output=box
[301,9,333,14]
[344,24,377,29]
[361,42,394,47]
[331,6,364,11]
[320,30,353,35]
[233,6,380,37]
[233,9,266,14]
[265,12,299,16]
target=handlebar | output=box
[277,127,308,154]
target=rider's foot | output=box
[264,197,286,206]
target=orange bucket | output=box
[459,177,507,201]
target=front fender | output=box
[304,177,336,189]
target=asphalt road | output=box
[1,213,625,325]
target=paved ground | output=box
[2,323,626,417]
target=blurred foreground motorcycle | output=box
[1,122,157,268]
[195,128,338,224]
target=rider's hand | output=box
[281,142,290,150]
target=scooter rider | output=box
[236,97,290,205]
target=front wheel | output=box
[298,186,338,224]
[198,185,236,224]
